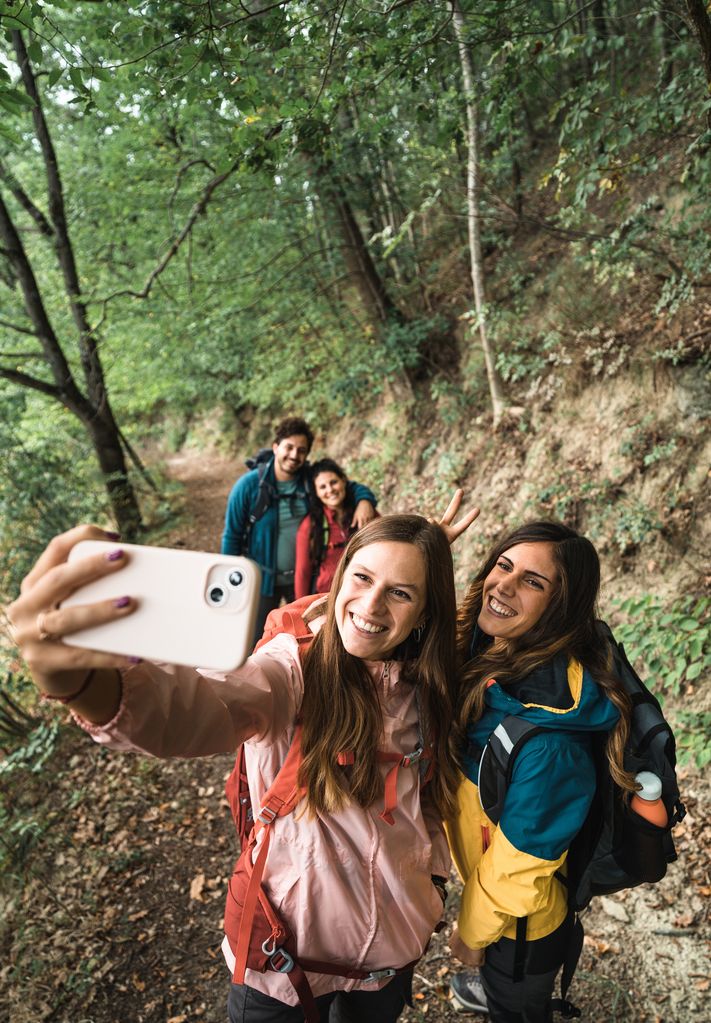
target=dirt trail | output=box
[163,449,238,552]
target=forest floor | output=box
[2,448,709,1023]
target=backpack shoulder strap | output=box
[249,459,275,526]
[478,715,550,826]
[254,594,326,652]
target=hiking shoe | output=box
[450,970,489,1014]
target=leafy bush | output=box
[612,595,710,766]
[672,712,711,769]
[0,718,61,871]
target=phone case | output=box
[61,540,261,671]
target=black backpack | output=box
[478,622,685,912]
[476,623,685,1017]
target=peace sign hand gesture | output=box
[434,489,480,546]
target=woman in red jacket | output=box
[295,458,361,598]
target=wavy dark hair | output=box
[299,515,461,819]
[456,521,635,792]
[307,458,355,568]
[273,416,314,452]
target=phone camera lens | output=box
[208,585,226,606]
[228,570,244,587]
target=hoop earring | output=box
[412,622,425,643]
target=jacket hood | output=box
[483,655,620,734]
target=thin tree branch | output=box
[0,161,54,238]
[0,365,62,400]
[117,426,160,494]
[169,159,217,207]
[308,0,349,114]
[97,161,241,318]
[0,318,39,337]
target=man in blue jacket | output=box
[221,416,377,642]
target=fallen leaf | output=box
[695,979,710,991]
[672,912,696,928]
[190,872,206,901]
[600,896,630,923]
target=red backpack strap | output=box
[225,744,253,847]
[254,594,326,652]
[233,724,306,985]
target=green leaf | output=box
[69,66,84,91]
[686,661,703,681]
[47,67,63,88]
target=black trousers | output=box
[479,914,573,1023]
[252,583,295,646]
[227,972,412,1023]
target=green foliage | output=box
[672,712,711,769]
[0,390,109,601]
[611,595,710,766]
[0,718,60,870]
[613,595,710,698]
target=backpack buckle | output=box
[261,937,294,974]
[402,745,423,768]
[364,968,397,982]
[257,805,278,825]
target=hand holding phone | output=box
[60,541,261,670]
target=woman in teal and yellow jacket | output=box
[447,521,636,1023]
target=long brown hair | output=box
[456,521,635,791]
[299,515,460,819]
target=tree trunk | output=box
[0,31,143,537]
[450,0,506,424]
[86,413,143,537]
[685,0,711,127]
[312,159,399,331]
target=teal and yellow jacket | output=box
[447,657,619,948]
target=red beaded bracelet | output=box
[41,668,97,705]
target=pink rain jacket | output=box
[76,628,450,1005]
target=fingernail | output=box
[114,596,131,608]
[105,549,124,562]
[128,656,142,664]
[103,530,121,540]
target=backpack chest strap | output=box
[337,745,433,826]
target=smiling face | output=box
[477,541,558,643]
[314,470,347,510]
[272,433,310,481]
[335,541,427,660]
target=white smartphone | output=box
[60,540,261,671]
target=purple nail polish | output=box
[105,548,124,562]
[103,530,121,540]
[128,656,142,664]
[114,596,130,608]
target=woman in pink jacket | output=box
[10,504,477,1023]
